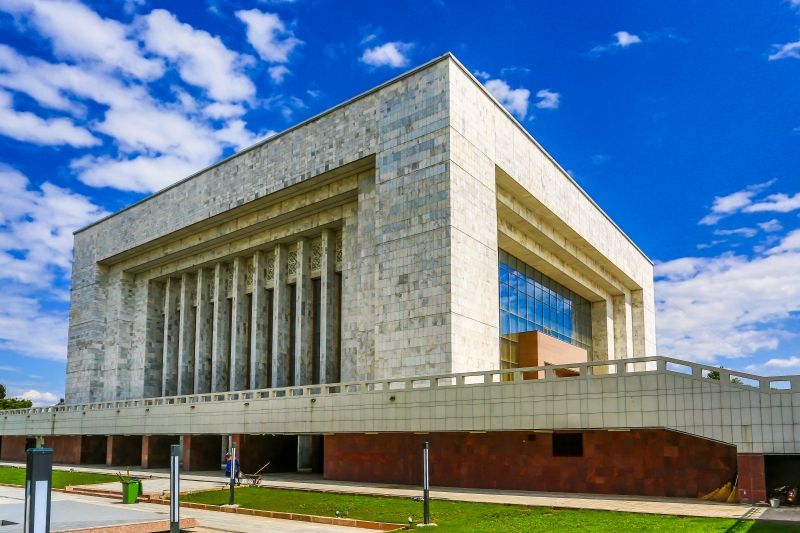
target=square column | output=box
[177,272,196,395]
[211,262,230,392]
[319,230,340,383]
[250,250,270,389]
[590,299,614,361]
[162,277,180,396]
[271,244,291,387]
[194,267,213,393]
[737,453,766,503]
[631,289,657,356]
[294,239,313,386]
[230,257,249,391]
[143,281,166,398]
[612,293,633,360]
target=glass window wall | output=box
[499,250,592,368]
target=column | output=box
[590,299,614,361]
[319,230,340,383]
[177,272,196,395]
[230,257,249,391]
[631,289,657,357]
[737,453,766,503]
[143,281,165,398]
[194,268,213,393]
[294,239,313,386]
[612,293,633,360]
[250,250,270,389]
[140,436,151,469]
[211,262,230,392]
[161,277,180,396]
[271,244,291,387]
[294,240,315,472]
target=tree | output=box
[0,383,5,399]
[706,367,743,385]
[0,397,33,410]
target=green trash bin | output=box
[121,481,139,504]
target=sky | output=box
[0,0,798,405]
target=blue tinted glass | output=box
[499,252,593,359]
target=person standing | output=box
[225,452,240,483]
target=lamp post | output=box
[228,443,236,505]
[422,441,430,525]
[169,444,180,533]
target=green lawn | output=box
[183,487,790,532]
[0,466,117,489]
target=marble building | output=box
[4,54,797,502]
[65,53,656,405]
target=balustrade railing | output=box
[3,356,798,418]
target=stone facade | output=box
[66,54,655,404]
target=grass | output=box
[0,465,117,489]
[183,487,792,532]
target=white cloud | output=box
[698,180,783,225]
[535,88,560,110]
[655,243,800,361]
[0,0,163,79]
[0,165,107,285]
[484,79,530,119]
[591,31,643,55]
[0,292,69,361]
[140,9,255,102]
[236,9,301,63]
[0,39,262,192]
[473,70,490,80]
[73,153,210,193]
[764,356,800,369]
[713,227,757,238]
[746,192,800,213]
[614,31,642,47]
[203,102,246,119]
[769,41,800,60]
[268,64,290,84]
[758,219,783,232]
[767,228,800,254]
[0,165,106,363]
[18,389,59,406]
[215,119,273,151]
[361,41,413,68]
[0,90,99,146]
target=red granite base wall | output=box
[324,429,737,498]
[41,436,82,464]
[737,453,766,503]
[0,436,28,462]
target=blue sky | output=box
[0,0,799,404]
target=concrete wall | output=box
[8,357,800,455]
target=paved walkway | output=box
[7,461,795,522]
[0,484,372,532]
[5,461,800,523]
